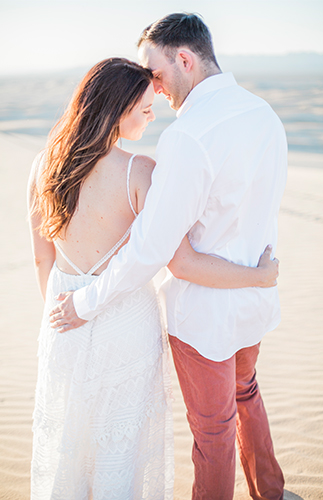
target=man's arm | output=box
[50,129,213,329]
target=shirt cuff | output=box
[73,286,97,321]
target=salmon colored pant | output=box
[169,335,284,500]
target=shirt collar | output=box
[176,72,237,118]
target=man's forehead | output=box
[138,43,164,71]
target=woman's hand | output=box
[256,245,279,287]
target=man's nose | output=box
[153,80,163,95]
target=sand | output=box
[0,131,322,499]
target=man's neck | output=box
[192,65,222,90]
[176,64,222,112]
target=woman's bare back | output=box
[55,146,155,275]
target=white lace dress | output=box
[31,155,174,500]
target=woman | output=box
[28,58,278,500]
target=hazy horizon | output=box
[0,52,322,78]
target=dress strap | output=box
[54,241,85,276]
[86,223,133,275]
[127,154,138,217]
[88,155,138,275]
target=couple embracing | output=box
[29,13,286,500]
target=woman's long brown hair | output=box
[35,58,153,240]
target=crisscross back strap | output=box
[54,241,85,276]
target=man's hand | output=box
[49,291,87,332]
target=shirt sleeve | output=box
[73,128,214,320]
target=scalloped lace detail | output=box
[31,265,174,499]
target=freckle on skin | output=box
[96,250,100,253]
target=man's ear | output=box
[177,49,194,72]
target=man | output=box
[50,13,287,499]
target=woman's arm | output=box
[168,236,278,289]
[28,156,56,301]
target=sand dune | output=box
[0,132,322,499]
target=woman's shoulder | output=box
[28,149,46,191]
[132,154,156,171]
[131,154,156,184]
[109,147,155,173]
[129,155,156,213]
[32,149,46,167]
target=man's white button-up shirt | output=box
[73,72,288,362]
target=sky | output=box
[0,0,322,75]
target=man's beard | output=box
[169,91,189,110]
[168,66,189,111]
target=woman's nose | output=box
[149,110,156,122]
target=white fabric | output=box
[31,264,174,500]
[31,152,174,499]
[73,72,288,362]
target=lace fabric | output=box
[31,264,174,499]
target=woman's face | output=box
[119,82,155,141]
